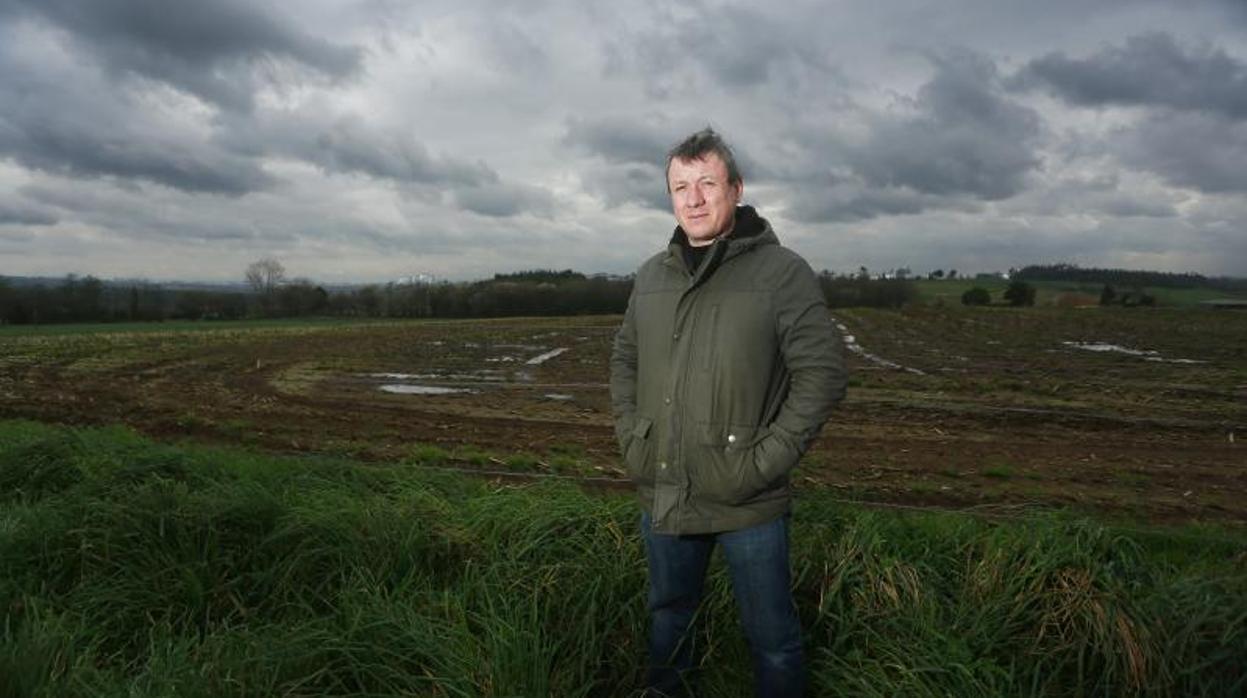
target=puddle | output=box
[379,384,476,395]
[485,356,518,363]
[526,347,569,365]
[544,393,574,401]
[832,318,927,376]
[1062,342,1205,364]
[369,371,507,382]
[1063,341,1160,358]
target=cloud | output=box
[1013,33,1247,119]
[564,116,672,167]
[2,0,362,111]
[578,163,670,212]
[847,50,1042,200]
[775,50,1043,223]
[2,0,1245,280]
[785,183,979,224]
[217,108,555,216]
[621,4,838,99]
[0,24,276,195]
[1116,112,1247,193]
[452,181,556,218]
[0,201,57,226]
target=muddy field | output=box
[2,306,1244,523]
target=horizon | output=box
[5,261,1244,290]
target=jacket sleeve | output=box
[753,258,847,483]
[608,280,640,452]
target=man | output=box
[609,128,847,697]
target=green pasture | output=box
[912,278,1247,307]
[2,419,1245,697]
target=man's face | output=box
[667,153,743,247]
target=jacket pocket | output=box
[623,416,655,483]
[693,422,767,505]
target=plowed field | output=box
[3,306,1244,522]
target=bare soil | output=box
[2,307,1244,523]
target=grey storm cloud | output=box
[305,124,496,188]
[847,51,1041,201]
[781,50,1042,223]
[452,182,556,218]
[218,110,555,215]
[0,0,362,112]
[0,203,57,226]
[1117,112,1247,193]
[624,4,836,98]
[785,183,979,224]
[564,117,672,167]
[580,163,670,212]
[1013,33,1247,119]
[0,35,275,195]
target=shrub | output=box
[961,287,991,306]
[1003,281,1036,307]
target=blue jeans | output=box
[641,511,805,697]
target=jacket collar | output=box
[664,205,777,279]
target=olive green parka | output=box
[610,206,847,535]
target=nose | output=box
[686,183,705,207]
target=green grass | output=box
[2,419,1246,696]
[912,278,1247,308]
[981,463,1015,479]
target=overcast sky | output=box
[2,0,1246,283]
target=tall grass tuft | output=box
[1,419,1245,696]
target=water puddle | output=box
[379,384,476,395]
[1062,341,1205,364]
[832,318,927,375]
[369,370,507,382]
[526,347,569,365]
[544,393,574,401]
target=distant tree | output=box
[1099,284,1116,306]
[245,258,286,295]
[961,287,991,306]
[947,269,958,280]
[819,273,918,309]
[0,277,11,324]
[1003,280,1037,307]
[929,269,945,280]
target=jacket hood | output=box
[666,205,778,278]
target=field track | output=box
[2,306,1244,523]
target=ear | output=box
[731,180,743,204]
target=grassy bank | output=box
[2,420,1245,697]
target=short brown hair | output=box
[665,127,742,190]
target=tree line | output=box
[0,267,933,325]
[1011,263,1247,292]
